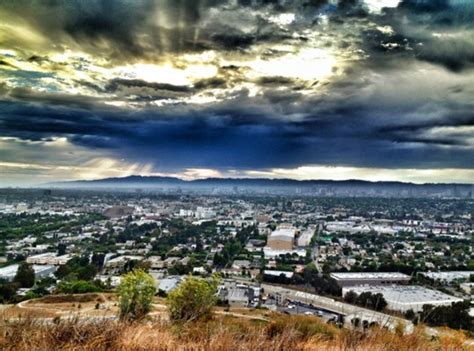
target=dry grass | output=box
[0,314,470,351]
[0,293,119,320]
[33,293,107,304]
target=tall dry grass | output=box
[0,314,469,351]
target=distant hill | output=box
[46,175,473,198]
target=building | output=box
[26,253,72,265]
[297,228,314,247]
[232,260,251,270]
[146,256,165,269]
[330,272,411,288]
[420,271,474,284]
[218,280,259,307]
[104,255,144,272]
[157,276,182,293]
[103,206,134,219]
[267,228,296,251]
[227,287,252,307]
[342,285,463,312]
[0,264,56,281]
[195,207,216,219]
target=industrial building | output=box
[267,228,296,250]
[0,264,56,281]
[342,285,463,312]
[297,227,314,247]
[218,280,260,307]
[26,252,72,265]
[420,271,474,283]
[330,272,411,288]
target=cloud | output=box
[243,165,474,184]
[0,0,474,184]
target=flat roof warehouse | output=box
[331,272,411,280]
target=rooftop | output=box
[330,272,411,280]
[269,228,296,240]
[0,264,56,278]
[345,285,463,305]
[421,271,473,282]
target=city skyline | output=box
[1,0,473,186]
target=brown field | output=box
[0,293,119,320]
[0,294,471,350]
[0,294,270,321]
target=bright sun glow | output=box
[363,0,401,14]
[248,48,337,81]
[114,63,218,86]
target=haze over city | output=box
[0,0,473,186]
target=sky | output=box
[0,0,473,186]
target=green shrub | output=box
[117,269,156,321]
[56,280,103,294]
[167,275,220,322]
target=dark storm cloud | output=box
[0,0,366,61]
[1,82,473,171]
[377,111,474,146]
[1,0,473,70]
[0,60,16,69]
[1,86,111,111]
[373,0,474,71]
[105,79,193,93]
[1,0,474,177]
[0,0,307,59]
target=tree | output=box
[117,269,156,321]
[344,290,358,304]
[91,253,105,268]
[420,301,472,330]
[14,262,35,288]
[355,292,387,311]
[0,282,18,303]
[167,275,220,322]
[57,243,66,256]
[404,309,416,321]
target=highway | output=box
[262,283,414,333]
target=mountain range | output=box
[46,176,473,198]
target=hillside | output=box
[0,294,471,351]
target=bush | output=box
[343,290,358,304]
[117,269,156,321]
[420,301,472,331]
[56,280,103,294]
[167,275,220,322]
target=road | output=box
[262,283,414,333]
[277,302,339,323]
[311,223,323,274]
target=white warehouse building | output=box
[0,264,57,282]
[331,272,411,288]
[342,285,463,312]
